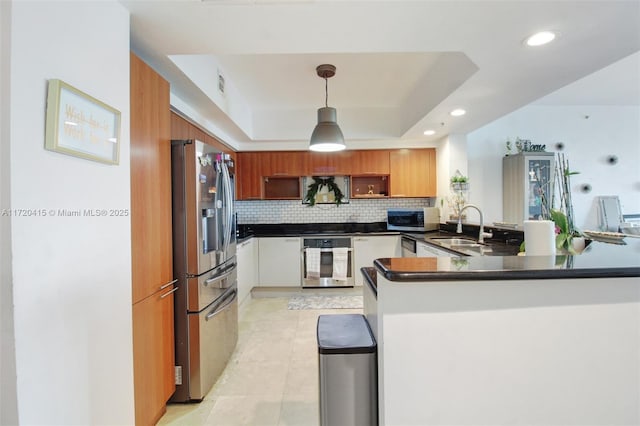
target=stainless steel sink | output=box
[431,237,482,247]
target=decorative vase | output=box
[571,237,586,253]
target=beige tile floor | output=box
[158,294,363,426]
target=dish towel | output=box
[332,248,349,281]
[306,248,321,278]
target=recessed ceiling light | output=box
[450,109,466,117]
[423,129,436,136]
[525,31,556,47]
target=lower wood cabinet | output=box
[353,235,401,286]
[258,237,302,287]
[132,285,176,425]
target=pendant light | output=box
[309,64,345,152]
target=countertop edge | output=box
[374,259,640,281]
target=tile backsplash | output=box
[236,198,434,224]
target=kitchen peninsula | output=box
[368,239,640,426]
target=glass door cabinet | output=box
[503,152,555,226]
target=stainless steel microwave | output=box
[386,208,425,232]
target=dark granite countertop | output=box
[375,236,640,281]
[360,267,377,296]
[401,229,522,257]
[237,221,524,256]
[237,221,391,239]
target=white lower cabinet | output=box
[353,235,401,286]
[417,241,456,257]
[258,237,302,287]
[237,238,258,305]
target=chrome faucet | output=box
[457,204,493,243]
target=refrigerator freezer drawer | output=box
[188,259,237,312]
[186,284,238,401]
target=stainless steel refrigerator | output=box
[170,139,237,402]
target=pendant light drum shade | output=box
[309,64,345,152]
[309,107,345,152]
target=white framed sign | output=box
[45,79,121,165]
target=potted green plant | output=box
[450,173,469,191]
[543,155,585,253]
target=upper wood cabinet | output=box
[262,151,307,176]
[130,53,173,304]
[389,148,436,197]
[350,150,390,175]
[235,148,435,200]
[307,151,352,175]
[236,152,263,200]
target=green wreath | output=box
[304,176,344,206]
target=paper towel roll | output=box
[524,220,556,256]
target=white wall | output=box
[8,1,134,424]
[1,1,19,424]
[467,105,640,231]
[436,134,469,221]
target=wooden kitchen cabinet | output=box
[307,151,351,175]
[236,148,436,200]
[132,285,176,426]
[351,175,389,198]
[131,53,173,304]
[350,150,390,175]
[262,151,307,176]
[238,152,304,200]
[389,148,436,197]
[258,237,301,287]
[130,52,175,425]
[236,152,263,200]
[263,177,301,199]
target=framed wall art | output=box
[45,79,121,165]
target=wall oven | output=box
[301,237,354,287]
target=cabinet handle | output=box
[160,287,178,299]
[354,237,368,242]
[285,238,299,242]
[160,278,178,290]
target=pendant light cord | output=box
[324,77,328,107]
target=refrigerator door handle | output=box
[221,161,233,253]
[204,267,235,287]
[205,288,237,321]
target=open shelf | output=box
[263,176,301,199]
[351,175,389,198]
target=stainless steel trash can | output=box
[317,314,377,426]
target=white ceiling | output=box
[121,0,640,149]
